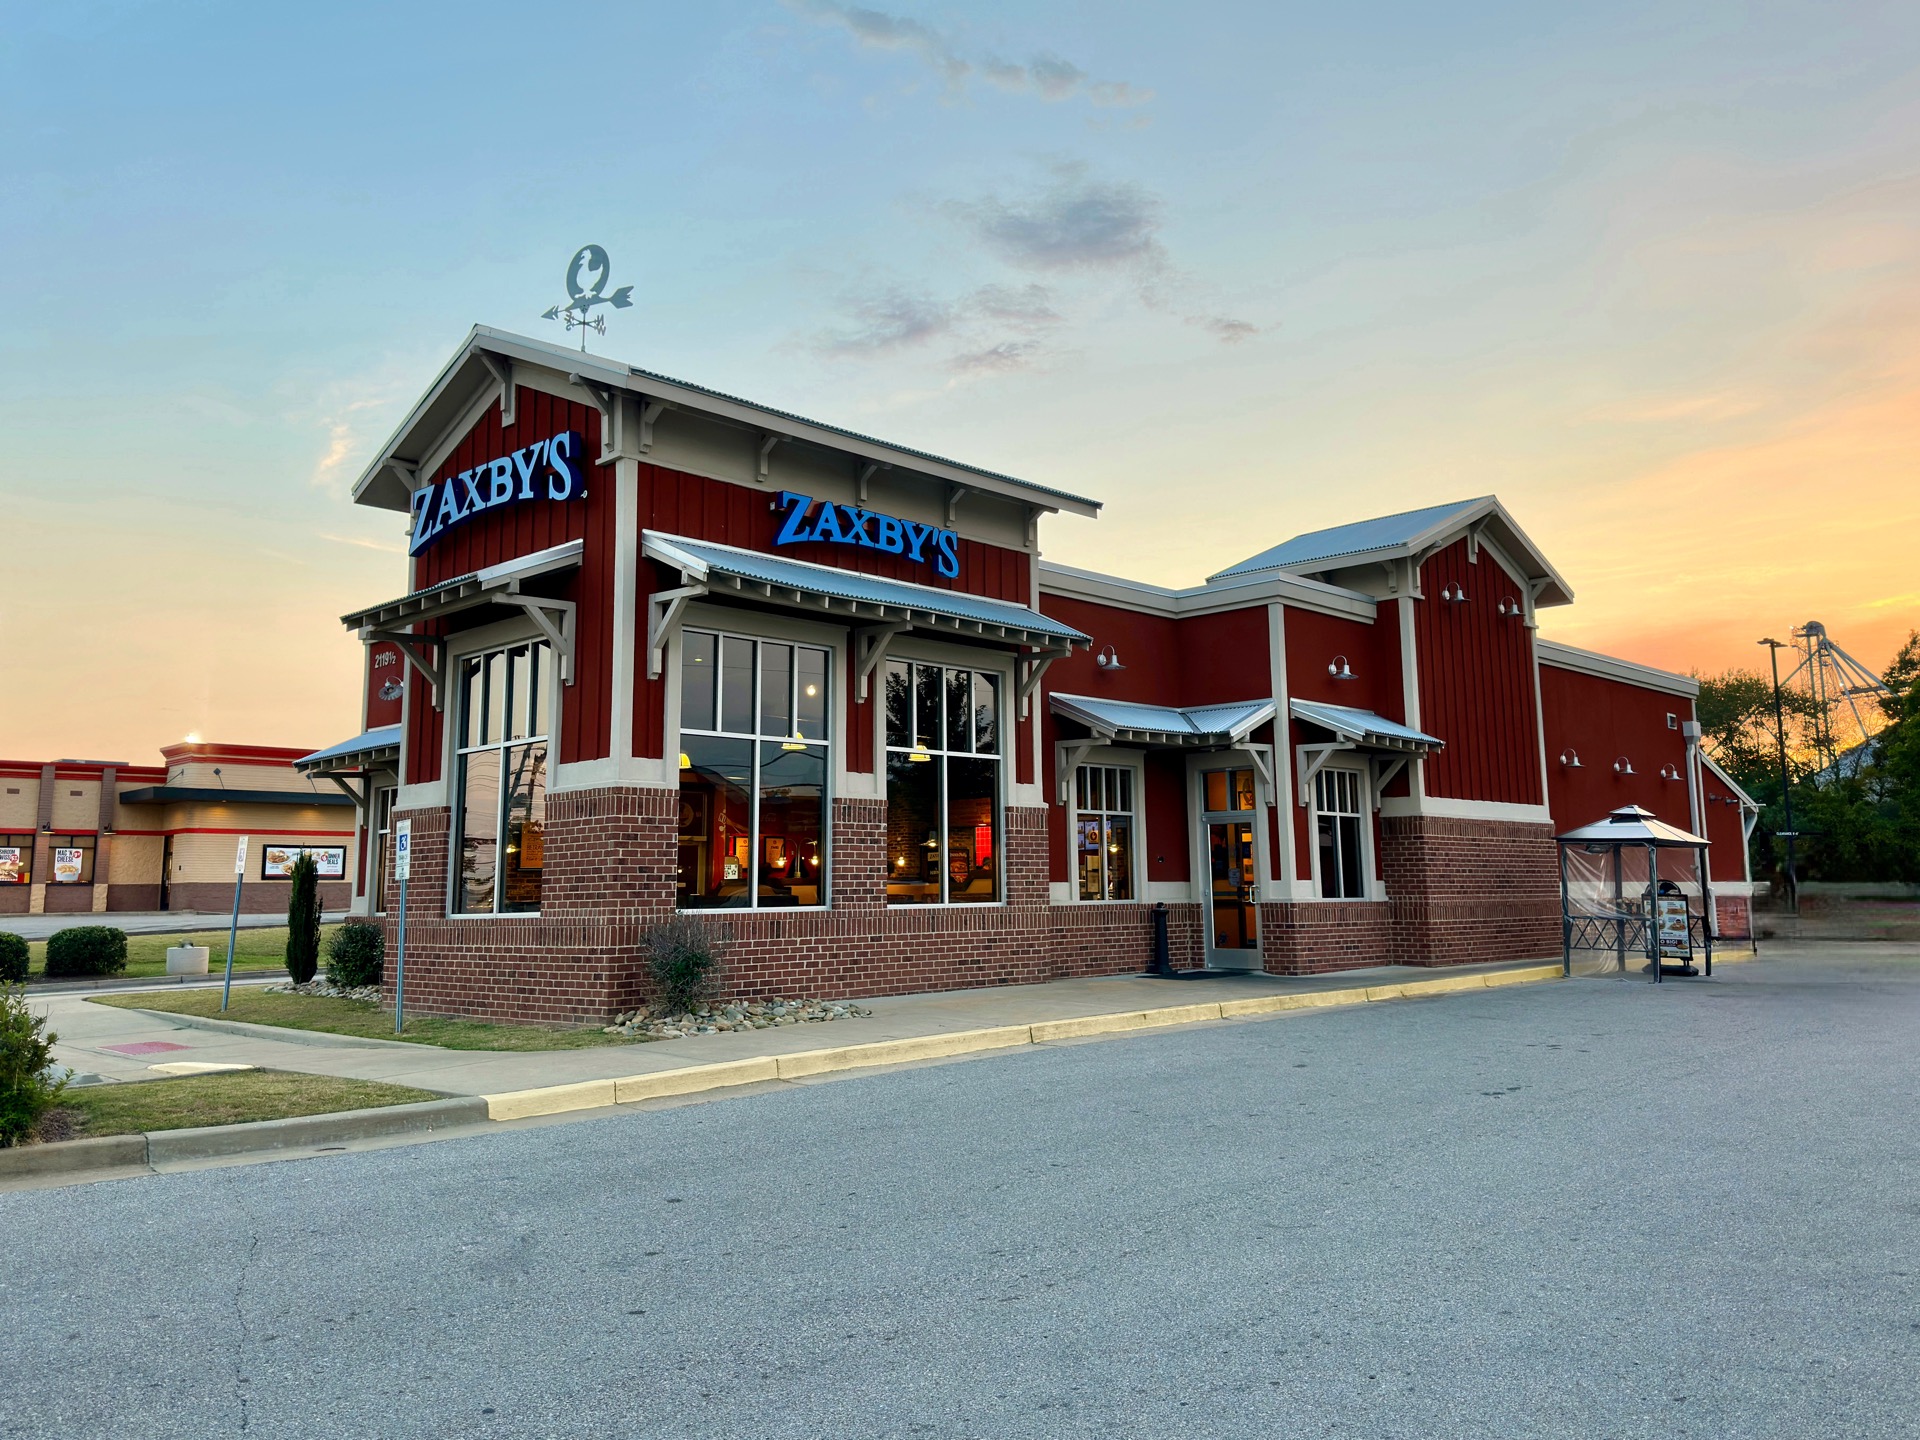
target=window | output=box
[1203,768,1259,814]
[1075,765,1135,901]
[452,640,550,915]
[371,786,397,913]
[0,834,33,885]
[1314,769,1366,899]
[884,659,1001,905]
[50,834,96,885]
[677,630,828,909]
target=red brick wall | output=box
[1378,815,1560,965]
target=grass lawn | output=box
[50,1070,440,1138]
[26,925,331,982]
[89,988,643,1051]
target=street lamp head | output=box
[1758,637,1784,648]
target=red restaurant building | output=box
[299,327,1757,1023]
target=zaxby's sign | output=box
[409,431,585,556]
[773,491,960,577]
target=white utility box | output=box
[165,944,210,976]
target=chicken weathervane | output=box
[542,244,633,351]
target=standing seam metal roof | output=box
[1209,497,1492,582]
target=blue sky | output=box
[4,1,1917,757]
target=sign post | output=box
[392,820,412,1035]
[220,836,248,1012]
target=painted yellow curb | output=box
[614,1057,779,1103]
[1030,1002,1223,1042]
[485,1078,619,1121]
[774,1024,1033,1079]
[477,964,1567,1121]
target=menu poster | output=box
[262,845,347,880]
[1657,896,1692,959]
[52,848,85,884]
[0,847,26,884]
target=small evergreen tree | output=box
[0,983,66,1146]
[0,933,28,984]
[285,853,322,984]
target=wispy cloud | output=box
[1188,314,1262,344]
[948,340,1046,375]
[970,282,1062,330]
[816,287,956,354]
[790,3,1152,107]
[948,161,1167,274]
[319,531,406,555]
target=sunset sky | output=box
[3,1,1916,761]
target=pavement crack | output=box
[228,1188,262,1432]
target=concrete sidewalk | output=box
[41,958,1561,1100]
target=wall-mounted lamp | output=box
[1613,757,1635,776]
[1327,655,1356,681]
[1440,584,1469,604]
[1658,763,1681,781]
[1095,644,1126,671]
[1496,597,1523,618]
[1559,750,1582,769]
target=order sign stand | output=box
[393,820,411,1035]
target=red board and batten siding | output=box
[1537,661,1742,883]
[405,388,612,784]
[1283,606,1403,882]
[1414,538,1543,807]
[633,465,1034,777]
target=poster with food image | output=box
[53,848,84,883]
[0,847,26,883]
[262,845,347,879]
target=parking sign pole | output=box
[393,820,412,1035]
[221,835,248,1012]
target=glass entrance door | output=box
[1200,767,1261,968]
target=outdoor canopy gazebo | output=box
[1555,805,1714,982]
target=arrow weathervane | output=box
[541,244,633,351]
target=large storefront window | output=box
[371,785,397,913]
[0,834,32,885]
[1315,768,1365,899]
[1075,764,1135,901]
[50,834,96,885]
[885,660,1001,905]
[453,641,549,915]
[678,630,828,909]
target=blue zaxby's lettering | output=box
[773,491,959,577]
[409,431,586,555]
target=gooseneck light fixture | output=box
[1559,749,1582,769]
[1612,756,1636,776]
[1327,655,1355,681]
[1440,584,1469,604]
[1095,644,1126,671]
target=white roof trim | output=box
[1700,751,1759,810]
[1038,558,1377,621]
[1536,639,1699,697]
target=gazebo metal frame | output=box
[1555,805,1714,982]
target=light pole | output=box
[1758,638,1798,914]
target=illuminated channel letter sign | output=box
[408,431,586,556]
[772,491,960,578]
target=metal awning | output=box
[643,531,1090,718]
[1050,694,1273,747]
[1288,699,1443,808]
[338,541,583,709]
[1048,694,1275,804]
[1556,805,1709,848]
[117,786,351,808]
[295,726,402,778]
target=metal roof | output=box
[353,327,1100,518]
[1555,805,1709,848]
[117,785,351,808]
[1289,699,1443,751]
[1207,495,1575,608]
[1049,694,1274,747]
[1214,499,1491,580]
[644,532,1090,649]
[341,540,583,634]
[295,726,403,776]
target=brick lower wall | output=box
[374,789,1569,1025]
[1713,893,1753,939]
[1379,815,1561,966]
[161,880,352,915]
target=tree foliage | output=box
[285,854,322,984]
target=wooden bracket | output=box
[647,584,706,679]
[853,622,912,702]
[476,351,515,428]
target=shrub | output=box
[285,853,321,984]
[640,916,726,1015]
[0,933,27,985]
[0,983,67,1146]
[43,926,127,979]
[325,918,384,989]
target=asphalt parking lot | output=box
[4,942,1917,1439]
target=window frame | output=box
[674,624,833,913]
[1311,765,1369,901]
[1071,760,1141,903]
[882,654,1007,908]
[0,833,34,886]
[49,832,98,886]
[447,633,554,919]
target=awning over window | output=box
[338,540,583,709]
[1289,699,1442,753]
[295,725,402,778]
[117,786,351,808]
[1049,693,1274,747]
